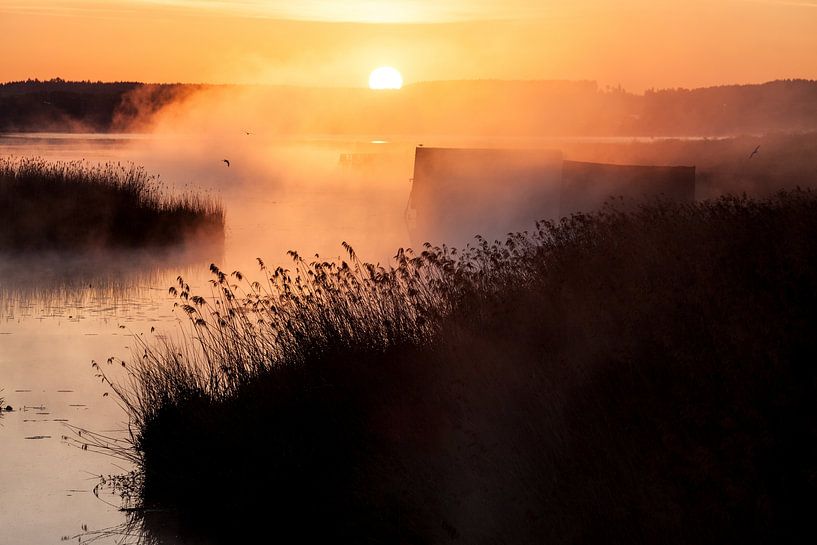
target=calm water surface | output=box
[0,132,416,543]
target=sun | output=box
[368,66,403,90]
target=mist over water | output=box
[0,127,417,543]
[2,81,817,542]
[1,0,815,536]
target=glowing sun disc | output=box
[369,66,403,90]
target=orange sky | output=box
[1,0,816,91]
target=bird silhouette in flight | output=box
[223,159,230,167]
[245,131,253,136]
[749,145,760,159]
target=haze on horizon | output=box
[1,0,816,92]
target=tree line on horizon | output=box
[1,78,816,136]
[0,80,199,133]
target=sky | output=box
[1,0,816,91]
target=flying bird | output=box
[245,131,253,136]
[749,145,760,159]
[223,159,230,167]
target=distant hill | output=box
[1,78,816,136]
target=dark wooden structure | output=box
[408,148,696,245]
[560,160,696,216]
[407,147,563,244]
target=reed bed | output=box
[104,190,817,544]
[110,238,529,424]
[0,157,224,251]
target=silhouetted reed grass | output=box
[0,157,224,251]
[104,190,817,544]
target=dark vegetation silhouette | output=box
[0,79,199,132]
[2,78,817,135]
[0,157,224,252]
[99,191,817,544]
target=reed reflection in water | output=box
[0,240,223,322]
[0,241,222,545]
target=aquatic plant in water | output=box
[0,157,224,251]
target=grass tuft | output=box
[0,156,224,252]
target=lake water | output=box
[0,132,418,544]
[0,130,757,543]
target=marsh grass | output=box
[103,191,817,544]
[0,157,224,251]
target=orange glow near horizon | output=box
[0,1,816,91]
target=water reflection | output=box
[66,514,208,545]
[0,241,223,322]
[0,242,222,545]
